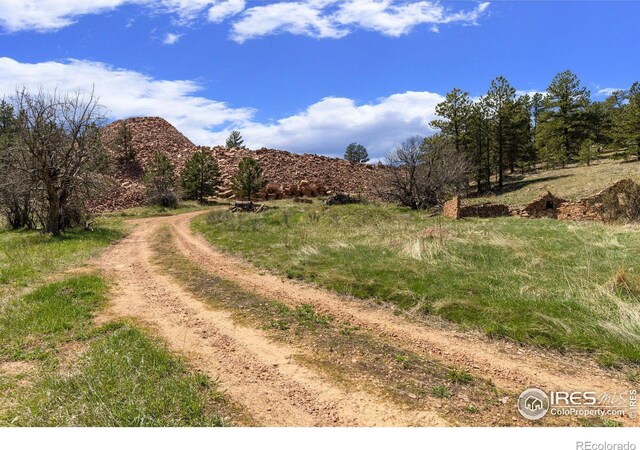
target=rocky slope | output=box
[92,116,385,211]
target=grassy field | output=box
[0,218,126,297]
[193,202,640,366]
[0,216,231,427]
[468,157,640,206]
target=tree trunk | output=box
[46,198,62,236]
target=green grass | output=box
[431,385,453,399]
[0,276,106,362]
[16,322,226,427]
[0,218,126,296]
[193,202,640,364]
[0,276,230,427]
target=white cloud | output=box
[163,32,183,44]
[0,57,253,144]
[0,0,490,42]
[334,0,489,37]
[210,91,444,158]
[231,0,490,43]
[596,87,622,97]
[208,0,246,23]
[231,1,348,42]
[0,0,127,32]
[0,0,245,32]
[0,57,441,159]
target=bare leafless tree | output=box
[1,89,109,235]
[378,134,472,209]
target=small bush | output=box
[144,152,180,208]
[431,384,453,399]
[325,193,363,206]
[447,368,473,384]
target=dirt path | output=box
[96,214,447,427]
[168,212,636,416]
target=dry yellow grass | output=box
[468,157,640,206]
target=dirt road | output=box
[97,213,446,426]
[97,211,636,426]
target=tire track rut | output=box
[96,215,447,427]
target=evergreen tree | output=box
[181,149,221,203]
[467,97,493,193]
[111,120,135,162]
[226,130,245,149]
[485,76,517,190]
[344,142,369,163]
[430,88,472,155]
[144,152,179,207]
[231,157,266,204]
[586,100,614,148]
[507,95,536,175]
[606,89,630,156]
[578,139,598,166]
[530,92,545,137]
[536,70,591,166]
[0,100,14,134]
[618,82,640,158]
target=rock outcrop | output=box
[92,116,385,212]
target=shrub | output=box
[378,134,471,210]
[325,193,363,206]
[144,152,180,207]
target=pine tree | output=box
[619,82,640,158]
[536,70,591,166]
[485,76,517,190]
[144,152,179,207]
[226,130,245,149]
[506,95,535,174]
[578,139,598,166]
[344,143,370,163]
[231,157,266,204]
[430,88,472,155]
[111,120,135,162]
[181,149,220,203]
[467,97,493,193]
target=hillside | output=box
[94,116,384,211]
[468,157,640,206]
[93,117,199,212]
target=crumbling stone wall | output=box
[443,196,461,219]
[557,179,640,223]
[517,191,567,219]
[443,196,510,219]
[460,202,511,218]
[446,180,640,223]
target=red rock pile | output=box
[91,117,199,213]
[91,116,385,212]
[101,117,198,172]
[208,146,386,200]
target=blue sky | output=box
[0,1,638,159]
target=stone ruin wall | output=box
[443,179,640,224]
